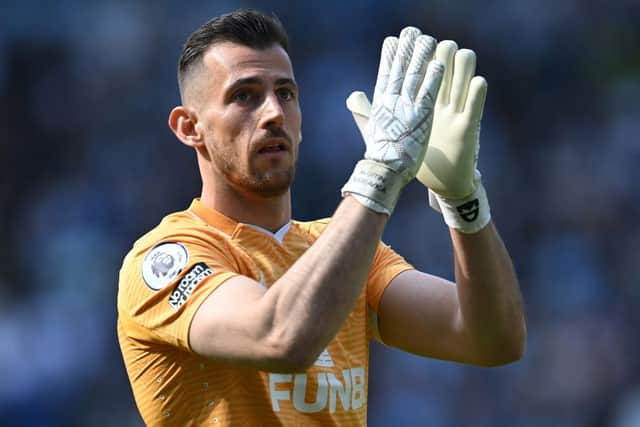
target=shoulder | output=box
[119,209,236,296]
[125,209,232,262]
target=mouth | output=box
[258,143,287,154]
[256,138,291,155]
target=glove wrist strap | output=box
[342,160,405,216]
[429,182,491,233]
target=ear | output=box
[168,106,204,148]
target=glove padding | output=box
[342,27,444,215]
[347,41,492,232]
[417,41,487,199]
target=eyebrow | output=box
[225,76,298,93]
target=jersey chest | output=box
[226,229,371,418]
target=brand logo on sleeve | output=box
[168,262,213,309]
[142,242,189,290]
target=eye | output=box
[277,87,295,101]
[232,90,253,103]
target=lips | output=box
[258,142,287,153]
[255,137,291,155]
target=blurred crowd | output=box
[1,1,639,426]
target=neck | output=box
[200,181,292,233]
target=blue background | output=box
[1,1,639,425]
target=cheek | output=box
[207,113,253,166]
[207,114,235,146]
[292,102,302,123]
[287,104,302,134]
[223,108,254,140]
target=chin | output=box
[245,163,296,197]
[253,172,294,197]
[226,168,293,199]
[218,157,296,198]
[254,186,290,198]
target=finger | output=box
[450,49,476,112]
[387,27,421,95]
[346,91,372,117]
[401,35,437,101]
[346,91,372,139]
[416,59,445,110]
[372,37,398,102]
[464,76,488,124]
[434,40,458,106]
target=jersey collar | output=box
[188,198,239,236]
[188,198,292,243]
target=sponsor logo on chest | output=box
[269,348,366,414]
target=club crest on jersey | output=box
[142,242,189,290]
[456,198,480,222]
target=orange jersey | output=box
[117,199,413,426]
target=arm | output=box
[449,223,525,364]
[347,41,526,366]
[190,197,386,372]
[376,223,525,366]
[190,28,444,372]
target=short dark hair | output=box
[177,9,289,100]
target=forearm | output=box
[262,196,386,367]
[451,222,526,364]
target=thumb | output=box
[346,91,371,139]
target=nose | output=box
[259,93,285,129]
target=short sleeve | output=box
[118,235,240,352]
[366,242,414,313]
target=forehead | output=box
[202,42,295,88]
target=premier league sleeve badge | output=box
[141,242,189,291]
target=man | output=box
[117,9,526,426]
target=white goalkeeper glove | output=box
[346,40,491,233]
[342,27,444,216]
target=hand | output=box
[364,27,442,180]
[342,27,444,215]
[415,41,487,199]
[348,41,487,200]
[347,40,492,232]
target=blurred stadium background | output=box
[1,0,639,426]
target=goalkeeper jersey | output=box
[117,198,413,426]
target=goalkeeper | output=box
[117,9,526,426]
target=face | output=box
[189,42,301,198]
